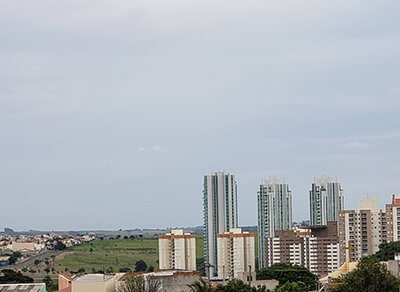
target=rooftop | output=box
[0,283,45,292]
[74,274,114,282]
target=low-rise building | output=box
[217,228,256,281]
[266,222,340,277]
[58,274,117,292]
[159,229,196,271]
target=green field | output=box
[54,237,204,273]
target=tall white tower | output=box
[203,171,238,277]
[257,177,292,270]
[309,176,344,226]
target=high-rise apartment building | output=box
[217,228,256,281]
[265,222,340,277]
[310,176,344,226]
[257,177,292,269]
[159,229,196,271]
[203,171,238,277]
[338,195,400,264]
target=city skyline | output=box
[1,0,399,230]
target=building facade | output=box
[309,176,344,226]
[265,222,340,277]
[203,171,238,277]
[339,195,400,264]
[58,274,117,292]
[159,229,196,271]
[257,177,292,269]
[217,228,256,281]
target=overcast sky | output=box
[0,0,399,231]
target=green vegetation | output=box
[42,275,58,292]
[8,252,22,265]
[188,279,210,292]
[276,281,307,292]
[257,263,317,290]
[0,269,34,284]
[328,257,400,292]
[55,236,204,273]
[328,241,400,291]
[188,279,270,292]
[371,241,400,262]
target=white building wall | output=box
[159,230,196,271]
[257,178,292,269]
[217,228,255,281]
[204,172,238,276]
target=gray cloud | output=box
[0,0,399,230]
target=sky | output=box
[0,0,399,231]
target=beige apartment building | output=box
[265,222,340,277]
[159,229,196,271]
[339,195,400,263]
[217,228,256,281]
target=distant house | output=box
[0,283,46,292]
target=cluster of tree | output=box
[189,279,272,292]
[117,275,161,292]
[328,255,400,291]
[134,260,154,272]
[42,275,58,292]
[108,234,144,240]
[370,241,400,262]
[7,252,22,265]
[0,269,34,284]
[257,263,317,291]
[54,240,67,251]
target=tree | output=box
[0,269,34,284]
[212,279,268,292]
[196,258,206,276]
[135,260,148,272]
[42,275,53,287]
[214,279,253,292]
[54,241,67,251]
[147,265,154,272]
[257,263,317,289]
[8,252,22,265]
[119,267,132,272]
[188,279,211,292]
[117,275,145,292]
[77,267,86,273]
[276,281,307,292]
[328,257,400,292]
[372,241,400,262]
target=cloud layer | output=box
[0,0,399,230]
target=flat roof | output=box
[0,283,45,291]
[74,274,114,282]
